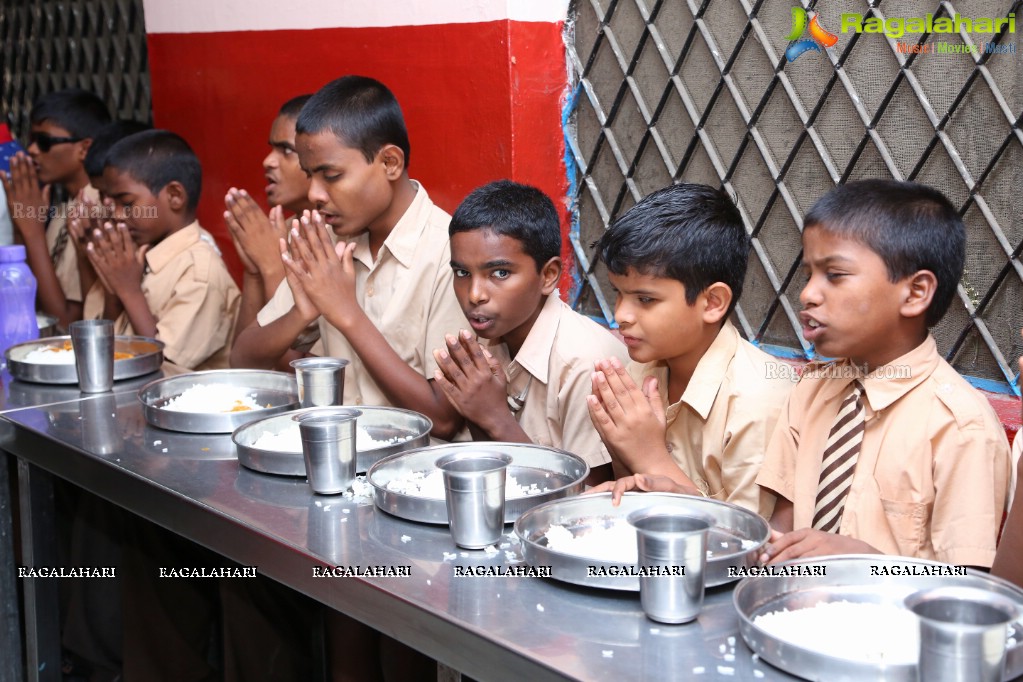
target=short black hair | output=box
[449,180,561,271]
[804,179,965,326]
[595,183,749,316]
[278,94,312,120]
[296,76,411,167]
[104,130,202,213]
[84,120,151,178]
[30,88,110,139]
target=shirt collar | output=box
[675,320,740,420]
[351,180,430,270]
[817,335,939,411]
[506,292,564,384]
[144,222,202,274]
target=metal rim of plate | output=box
[5,335,164,384]
[233,405,432,475]
[514,492,769,591]
[139,369,299,434]
[367,442,589,525]
[733,555,1023,682]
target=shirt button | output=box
[366,286,374,297]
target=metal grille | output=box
[565,0,1023,394]
[0,0,151,139]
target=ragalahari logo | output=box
[786,7,839,61]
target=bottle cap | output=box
[0,245,27,262]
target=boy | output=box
[68,119,152,305]
[433,180,627,483]
[992,334,1023,586]
[86,129,240,371]
[231,75,466,439]
[757,179,1011,567]
[586,183,791,517]
[224,94,314,339]
[0,88,109,329]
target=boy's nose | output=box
[613,299,633,327]
[468,278,488,304]
[307,180,328,207]
[799,277,821,307]
[262,151,277,170]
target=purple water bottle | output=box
[1,244,39,368]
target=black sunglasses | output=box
[30,132,83,152]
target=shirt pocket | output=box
[878,496,930,556]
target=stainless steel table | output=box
[0,370,162,682]
[0,394,796,682]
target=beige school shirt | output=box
[756,336,1011,567]
[83,222,240,372]
[256,182,466,407]
[47,185,100,304]
[627,321,791,518]
[82,226,222,322]
[484,293,627,468]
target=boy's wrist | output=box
[324,304,363,335]
[285,304,318,328]
[15,220,47,242]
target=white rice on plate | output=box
[23,347,77,364]
[384,469,549,500]
[753,601,920,664]
[542,518,759,562]
[163,384,265,413]
[251,426,415,453]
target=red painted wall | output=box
[145,20,573,287]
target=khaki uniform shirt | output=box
[82,225,221,322]
[756,336,1011,566]
[46,185,100,304]
[98,222,240,372]
[485,293,627,467]
[257,182,465,407]
[628,321,791,517]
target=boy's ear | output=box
[900,270,937,319]
[701,282,733,325]
[540,257,562,295]
[162,180,188,213]
[377,144,405,180]
[75,138,93,163]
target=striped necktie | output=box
[812,380,865,532]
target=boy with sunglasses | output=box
[0,88,110,330]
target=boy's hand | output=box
[68,190,105,255]
[759,528,880,565]
[1,153,51,238]
[433,330,510,428]
[281,212,359,326]
[224,189,286,276]
[278,230,318,324]
[587,356,673,472]
[585,473,703,506]
[86,222,148,298]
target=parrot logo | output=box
[785,6,839,62]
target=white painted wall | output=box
[143,0,570,33]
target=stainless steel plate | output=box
[233,406,432,475]
[368,442,588,525]
[6,335,164,384]
[514,492,769,591]
[139,370,298,433]
[733,555,1023,682]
